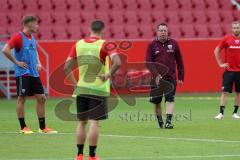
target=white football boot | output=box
[215,113,224,119]
[232,113,240,119]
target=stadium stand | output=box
[0,0,239,40]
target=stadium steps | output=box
[0,70,17,98]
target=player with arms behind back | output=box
[214,21,240,119]
[1,15,57,134]
[64,20,121,160]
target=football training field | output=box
[0,93,240,160]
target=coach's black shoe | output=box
[165,123,174,129]
[158,121,164,128]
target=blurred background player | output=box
[214,21,240,120]
[1,15,57,134]
[146,23,185,129]
[64,20,121,160]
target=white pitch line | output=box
[0,132,240,144]
[137,96,235,100]
[101,134,240,143]
[177,97,234,100]
[103,154,240,160]
[6,154,240,160]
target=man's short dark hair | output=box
[157,22,168,29]
[91,20,105,33]
[22,15,38,25]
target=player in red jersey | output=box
[214,21,240,119]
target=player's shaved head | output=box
[91,20,105,33]
[231,21,240,37]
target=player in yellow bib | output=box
[64,20,121,160]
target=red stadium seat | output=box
[208,24,223,38]
[66,12,81,25]
[80,27,90,38]
[138,12,153,25]
[0,13,9,26]
[219,0,233,9]
[179,11,194,24]
[102,27,112,39]
[206,0,221,10]
[22,0,39,12]
[192,11,208,24]
[52,12,68,25]
[221,24,231,35]
[181,25,196,38]
[52,0,67,11]
[38,0,53,11]
[195,25,209,38]
[233,10,240,21]
[151,11,166,24]
[52,26,69,40]
[80,12,95,26]
[165,0,180,10]
[37,12,54,25]
[2,0,237,40]
[206,11,221,24]
[168,25,182,39]
[139,25,154,39]
[178,0,193,10]
[66,0,82,11]
[0,0,9,12]
[109,11,125,25]
[124,25,140,39]
[80,0,96,10]
[192,0,206,10]
[138,0,152,11]
[108,0,125,10]
[38,27,53,40]
[122,0,139,10]
[110,26,125,39]
[95,12,111,25]
[96,0,110,11]
[220,11,235,24]
[165,11,180,24]
[0,28,8,39]
[66,26,81,40]
[7,26,23,36]
[8,0,24,11]
[124,11,139,25]
[8,13,23,27]
[205,0,220,10]
[151,0,166,10]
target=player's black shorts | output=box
[76,94,108,121]
[222,71,240,93]
[149,78,176,104]
[15,76,44,96]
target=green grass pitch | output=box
[0,93,240,160]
